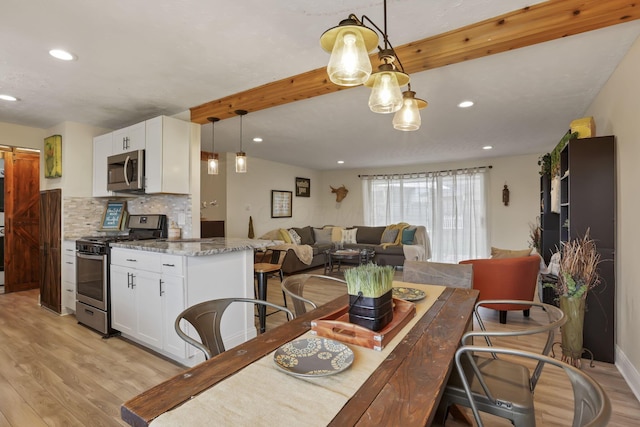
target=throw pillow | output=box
[491,247,533,259]
[381,228,399,244]
[355,226,386,244]
[279,228,292,244]
[293,226,315,245]
[258,229,281,241]
[330,226,344,242]
[313,228,332,244]
[341,228,358,244]
[401,228,417,245]
[288,229,302,245]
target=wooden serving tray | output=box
[310,298,416,351]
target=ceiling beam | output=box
[190,0,640,124]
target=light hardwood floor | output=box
[1,269,639,426]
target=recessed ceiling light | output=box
[483,145,493,150]
[49,49,76,61]
[0,94,18,101]
[458,100,474,108]
[252,137,263,143]
[337,160,345,164]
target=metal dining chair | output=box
[436,300,570,426]
[281,274,347,317]
[174,298,293,360]
[402,260,473,289]
[452,346,611,427]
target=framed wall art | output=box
[295,177,310,197]
[44,134,62,178]
[271,190,292,218]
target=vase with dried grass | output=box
[552,229,601,368]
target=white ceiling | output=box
[2,0,640,170]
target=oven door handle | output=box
[77,252,105,261]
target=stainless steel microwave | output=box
[107,150,145,192]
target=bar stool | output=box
[254,248,289,332]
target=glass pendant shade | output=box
[235,152,247,173]
[207,154,219,175]
[393,91,427,131]
[207,116,220,175]
[367,71,404,113]
[326,29,373,86]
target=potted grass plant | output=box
[344,263,395,331]
[550,229,601,368]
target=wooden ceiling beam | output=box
[190,0,640,124]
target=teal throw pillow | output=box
[401,228,416,245]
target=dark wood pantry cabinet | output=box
[559,136,616,363]
[40,189,62,313]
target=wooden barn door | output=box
[4,150,41,293]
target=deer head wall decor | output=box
[330,185,349,202]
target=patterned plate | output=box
[273,337,354,377]
[392,287,426,302]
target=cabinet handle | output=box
[162,263,175,267]
[130,273,136,289]
[159,279,164,296]
[66,261,74,265]
[126,258,138,262]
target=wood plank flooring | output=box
[0,268,638,426]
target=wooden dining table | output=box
[121,285,479,427]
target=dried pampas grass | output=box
[557,229,601,299]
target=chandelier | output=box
[320,0,427,131]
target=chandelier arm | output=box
[356,11,407,74]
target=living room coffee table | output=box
[324,248,375,274]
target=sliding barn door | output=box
[4,151,41,293]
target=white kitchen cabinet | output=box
[92,132,115,197]
[110,248,186,359]
[161,273,186,358]
[61,241,77,314]
[92,115,190,196]
[110,265,136,335]
[144,115,190,194]
[135,269,163,348]
[112,121,145,154]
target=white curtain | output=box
[362,168,489,262]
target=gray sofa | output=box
[278,225,429,274]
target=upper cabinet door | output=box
[112,122,146,154]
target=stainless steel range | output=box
[75,214,167,336]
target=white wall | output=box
[225,153,322,238]
[584,35,640,398]
[0,122,46,151]
[317,153,540,252]
[42,121,110,194]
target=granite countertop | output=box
[109,238,279,256]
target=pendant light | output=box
[235,110,247,173]
[206,117,220,175]
[320,18,378,86]
[392,87,428,131]
[320,0,428,128]
[365,55,409,114]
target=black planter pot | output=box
[348,290,394,331]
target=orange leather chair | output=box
[459,255,540,324]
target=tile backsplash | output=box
[64,194,192,239]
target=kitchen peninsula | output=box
[109,237,279,367]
